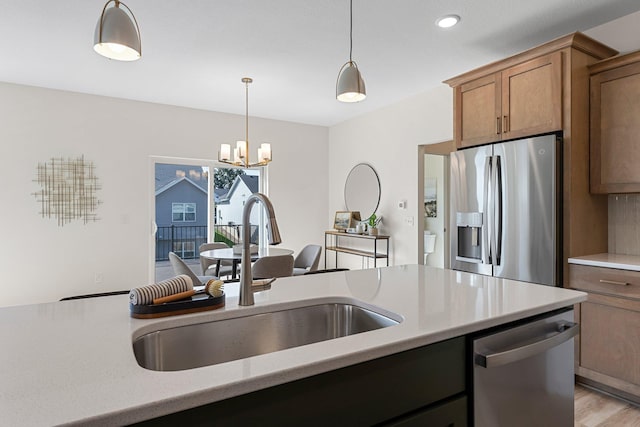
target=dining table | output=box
[199,247,294,280]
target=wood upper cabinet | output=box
[456,73,501,148]
[452,51,562,148]
[502,51,562,140]
[590,51,640,193]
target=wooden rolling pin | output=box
[152,289,196,304]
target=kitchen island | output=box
[0,265,586,426]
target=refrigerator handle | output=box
[489,156,496,266]
[483,156,491,265]
[495,155,503,265]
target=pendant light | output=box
[218,78,272,168]
[94,0,142,61]
[336,0,366,102]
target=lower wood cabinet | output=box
[133,337,467,426]
[580,301,640,386]
[570,264,640,402]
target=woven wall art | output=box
[33,155,101,226]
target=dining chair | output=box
[293,244,322,276]
[199,242,233,278]
[168,252,217,286]
[252,255,294,279]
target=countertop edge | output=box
[569,253,640,271]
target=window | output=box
[172,203,196,222]
[173,242,195,258]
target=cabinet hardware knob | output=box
[599,279,629,286]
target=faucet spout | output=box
[239,193,281,306]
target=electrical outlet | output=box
[94,273,103,284]
[404,216,414,226]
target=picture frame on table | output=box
[334,211,361,230]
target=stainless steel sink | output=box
[133,302,400,371]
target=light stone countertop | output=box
[568,253,640,271]
[0,265,586,426]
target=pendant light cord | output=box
[240,77,253,167]
[349,0,353,63]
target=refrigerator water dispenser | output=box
[456,212,483,263]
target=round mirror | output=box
[344,163,380,221]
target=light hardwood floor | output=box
[575,384,640,426]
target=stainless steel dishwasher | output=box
[473,309,579,426]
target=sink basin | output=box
[133,302,400,371]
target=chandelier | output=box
[218,78,272,168]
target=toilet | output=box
[424,231,436,264]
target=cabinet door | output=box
[383,396,467,427]
[580,301,640,387]
[501,51,562,140]
[455,73,501,148]
[590,61,640,193]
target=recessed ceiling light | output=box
[436,15,460,29]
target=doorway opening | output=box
[418,141,453,268]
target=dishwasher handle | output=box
[475,321,579,369]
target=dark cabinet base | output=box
[382,395,467,427]
[131,337,467,426]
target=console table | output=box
[324,230,390,269]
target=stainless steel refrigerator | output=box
[450,134,560,286]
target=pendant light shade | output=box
[336,0,366,103]
[94,0,141,61]
[337,61,366,102]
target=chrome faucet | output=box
[239,193,282,306]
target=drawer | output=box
[569,264,640,300]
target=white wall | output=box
[327,85,453,269]
[0,82,328,307]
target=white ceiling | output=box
[1,0,640,127]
